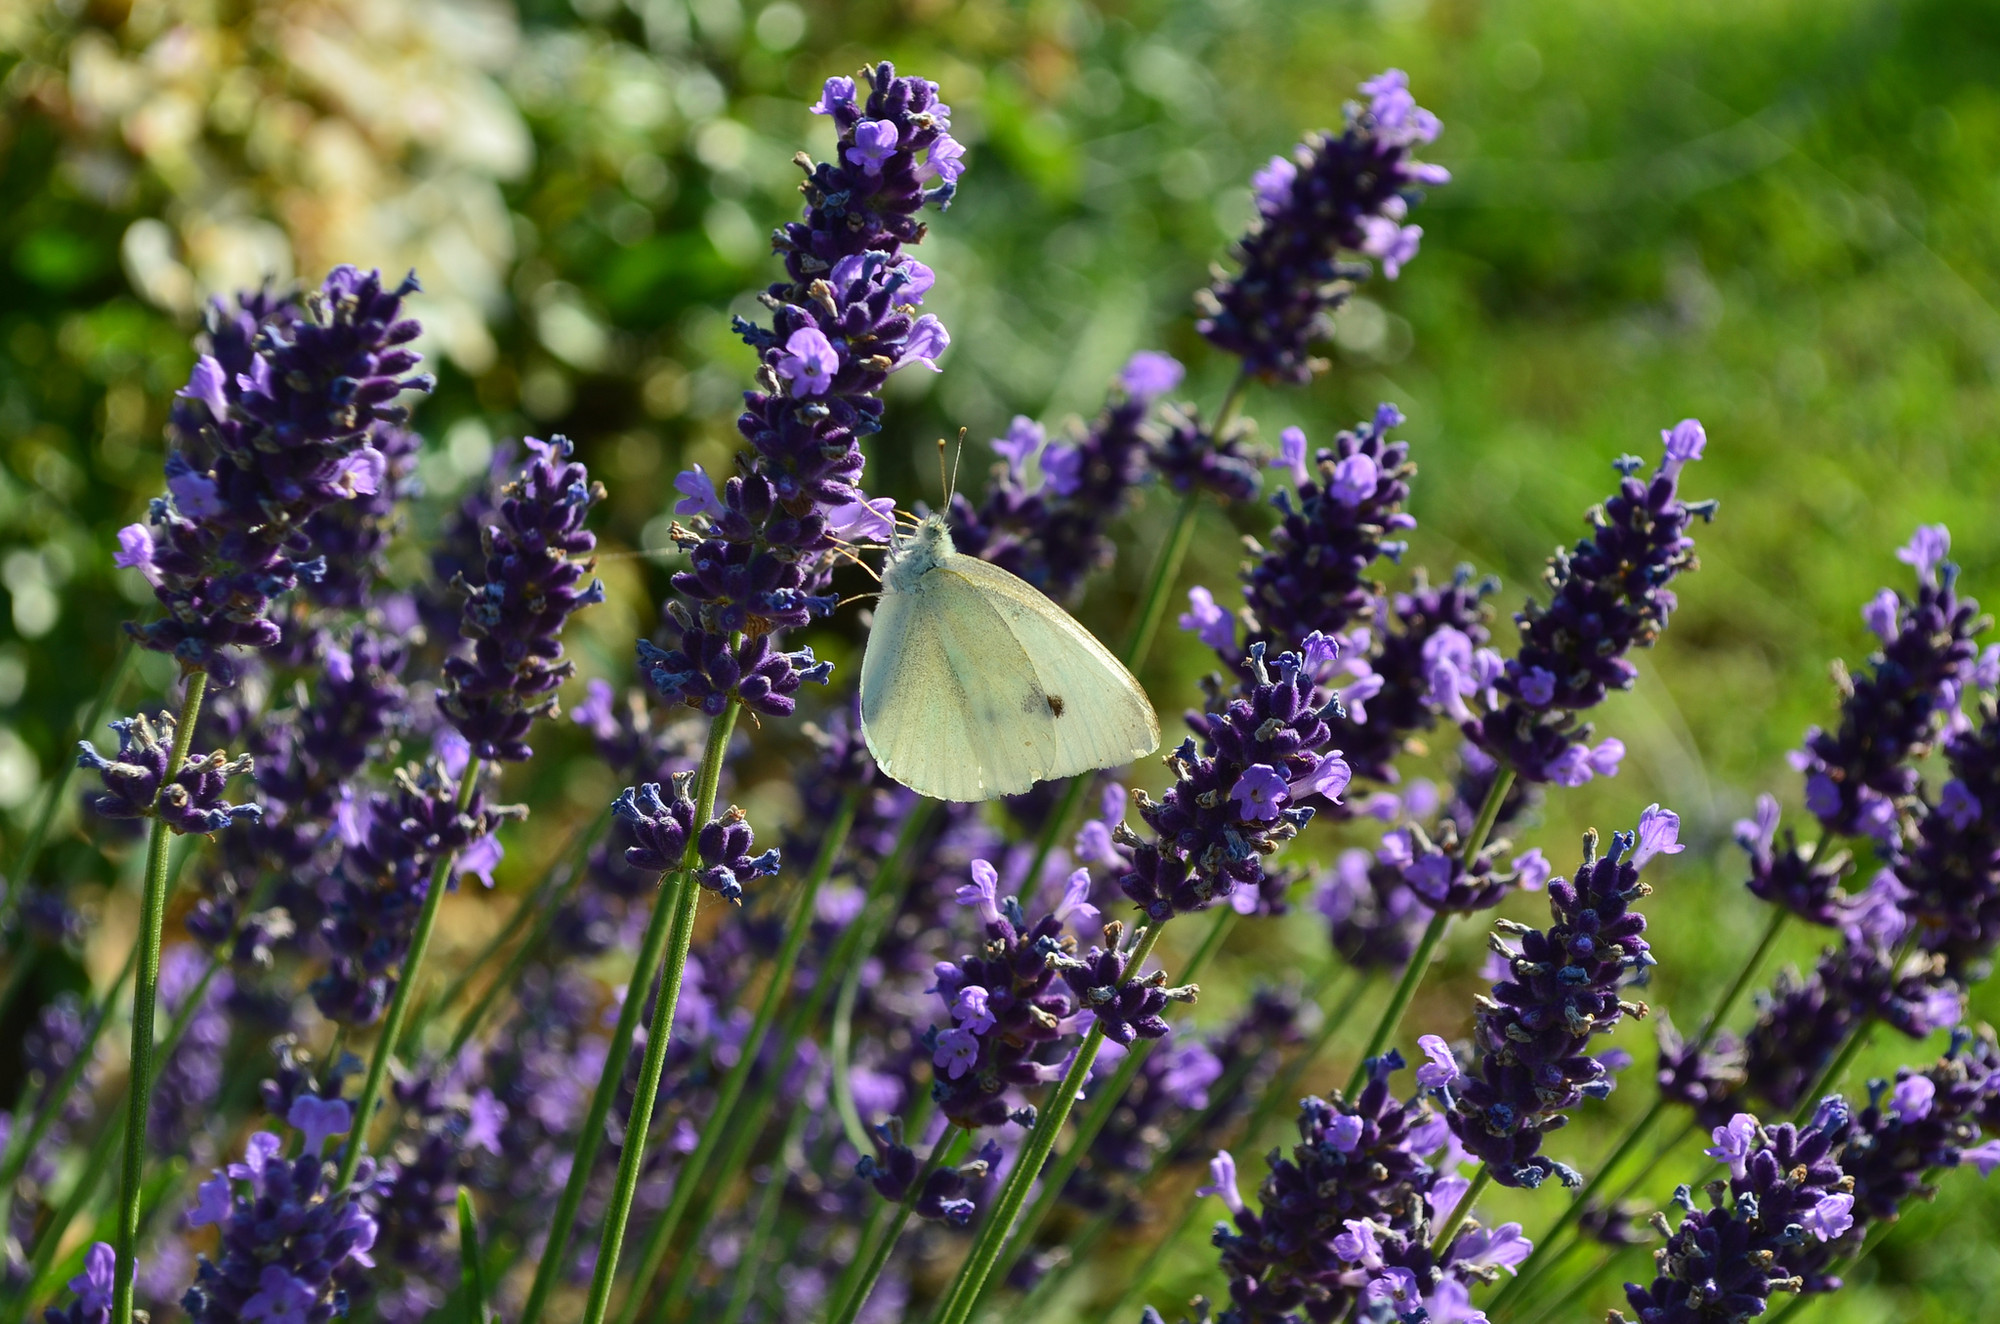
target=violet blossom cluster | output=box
[181,1096,380,1324]
[1456,425,1713,786]
[611,773,781,904]
[1197,70,1449,383]
[1898,689,2000,977]
[1795,526,1983,845]
[1617,1101,1858,1323]
[1200,1051,1528,1324]
[1436,810,1676,1189]
[644,63,961,720]
[438,435,605,763]
[949,354,1184,602]
[77,708,260,835]
[114,268,432,678]
[921,859,1088,1131]
[315,750,524,1025]
[1114,637,1351,922]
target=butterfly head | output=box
[884,512,955,593]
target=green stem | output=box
[620,796,920,1324]
[111,667,207,1324]
[0,636,138,936]
[1694,907,1788,1047]
[458,1189,491,1324]
[439,804,613,1060]
[1792,1017,1878,1124]
[1211,368,1254,434]
[1342,766,1514,1100]
[829,1127,967,1324]
[830,814,908,1153]
[1119,488,1202,675]
[335,755,486,1190]
[1343,910,1446,1100]
[580,702,741,1324]
[14,946,222,1313]
[721,1106,812,1324]
[933,925,1168,1324]
[989,908,1237,1292]
[517,785,700,1324]
[1431,1165,1491,1253]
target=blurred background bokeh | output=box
[3,0,1998,1319]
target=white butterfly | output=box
[859,513,1161,802]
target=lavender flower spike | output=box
[1463,427,1712,785]
[1448,818,1663,1187]
[123,268,432,678]
[1199,73,1449,383]
[78,710,260,835]
[439,435,605,763]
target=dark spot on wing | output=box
[1047,694,1065,717]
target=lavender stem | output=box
[620,793,910,1324]
[112,666,208,1324]
[830,1126,968,1324]
[334,754,486,1190]
[934,924,1169,1324]
[580,701,741,1324]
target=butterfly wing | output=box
[939,553,1160,780]
[860,566,1060,800]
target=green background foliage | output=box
[3,0,1998,1318]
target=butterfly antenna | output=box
[937,436,949,506]
[948,427,966,506]
[824,540,882,583]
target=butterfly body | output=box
[859,514,1160,802]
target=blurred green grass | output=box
[5,0,2000,1319]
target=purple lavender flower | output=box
[1654,1013,1749,1129]
[1795,527,1984,843]
[1462,429,1712,785]
[120,268,431,678]
[1058,920,1198,1045]
[1208,1054,1478,1324]
[1616,1102,1855,1322]
[1898,693,2000,976]
[1736,938,1964,1116]
[1447,816,1666,1188]
[304,420,421,609]
[612,775,780,905]
[1318,846,1431,972]
[923,860,1081,1129]
[182,1115,380,1324]
[1150,402,1263,504]
[1238,406,1415,664]
[1198,72,1449,383]
[43,1242,124,1324]
[858,1120,1000,1226]
[316,757,524,1025]
[950,353,1173,602]
[649,64,960,721]
[1733,792,1855,928]
[77,709,260,835]
[438,436,603,763]
[1116,640,1345,921]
